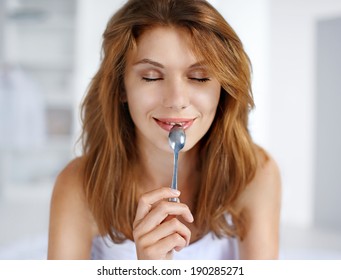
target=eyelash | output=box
[189,78,210,83]
[142,77,210,83]
[141,77,163,83]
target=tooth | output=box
[164,121,187,126]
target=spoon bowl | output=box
[168,125,186,152]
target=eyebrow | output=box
[133,59,164,68]
[133,58,207,69]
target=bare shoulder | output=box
[51,157,87,210]
[238,147,281,208]
[253,147,280,189]
[236,147,281,259]
[48,157,98,259]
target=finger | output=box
[134,200,193,237]
[134,188,181,226]
[139,233,187,260]
[138,217,191,248]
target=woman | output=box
[48,0,281,260]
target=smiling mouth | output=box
[153,118,195,131]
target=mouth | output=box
[153,117,195,132]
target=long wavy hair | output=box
[81,0,258,243]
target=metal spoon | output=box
[168,124,186,202]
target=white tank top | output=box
[91,232,239,260]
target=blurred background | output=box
[0,0,340,259]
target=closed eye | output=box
[142,77,164,82]
[189,77,211,83]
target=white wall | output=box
[269,0,341,227]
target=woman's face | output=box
[124,26,221,154]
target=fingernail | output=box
[170,189,180,195]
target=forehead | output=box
[127,26,202,67]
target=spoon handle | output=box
[169,150,179,203]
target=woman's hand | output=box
[133,187,194,260]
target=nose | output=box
[162,78,190,110]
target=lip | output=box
[153,117,195,132]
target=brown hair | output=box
[81,0,257,243]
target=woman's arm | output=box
[47,158,98,259]
[236,152,281,259]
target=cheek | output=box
[194,87,220,116]
[125,87,159,121]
